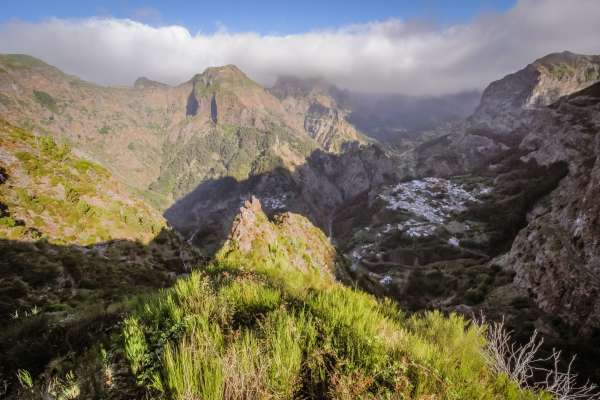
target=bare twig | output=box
[479,316,600,399]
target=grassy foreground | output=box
[120,214,548,400]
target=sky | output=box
[0,1,517,35]
[0,0,599,95]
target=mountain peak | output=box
[0,54,50,70]
[471,50,600,131]
[191,64,254,87]
[133,76,168,89]
[533,50,600,67]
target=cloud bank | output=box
[1,0,599,96]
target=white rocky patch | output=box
[448,237,460,247]
[261,195,288,210]
[573,213,585,237]
[406,223,437,238]
[478,187,492,195]
[379,275,393,286]
[378,177,485,225]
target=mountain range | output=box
[1,50,600,398]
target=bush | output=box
[33,90,58,113]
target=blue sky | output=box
[1,0,516,34]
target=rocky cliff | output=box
[271,76,370,152]
[471,51,600,132]
[408,52,600,178]
[502,82,600,337]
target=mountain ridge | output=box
[0,54,373,210]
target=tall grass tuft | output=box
[163,318,225,400]
[263,310,303,398]
[122,316,148,379]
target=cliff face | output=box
[503,82,600,336]
[471,51,600,132]
[271,76,370,152]
[407,52,600,179]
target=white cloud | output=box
[1,0,599,96]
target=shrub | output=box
[33,90,58,113]
[0,215,17,227]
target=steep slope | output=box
[0,55,371,210]
[0,119,203,386]
[271,76,371,152]
[0,117,202,316]
[502,82,600,337]
[407,51,600,178]
[0,54,177,193]
[4,198,546,399]
[471,51,600,132]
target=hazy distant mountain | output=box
[343,90,481,147]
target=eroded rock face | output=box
[271,76,370,152]
[471,51,600,133]
[410,52,600,178]
[503,82,600,336]
[224,196,337,274]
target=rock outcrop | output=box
[471,51,600,132]
[224,196,337,274]
[503,82,600,336]
[271,76,370,152]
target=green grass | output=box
[121,221,548,399]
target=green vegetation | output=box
[585,67,600,82]
[151,123,315,200]
[0,120,164,244]
[0,54,49,71]
[33,90,58,113]
[117,211,546,399]
[97,125,111,135]
[0,92,13,107]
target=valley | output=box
[1,49,600,399]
